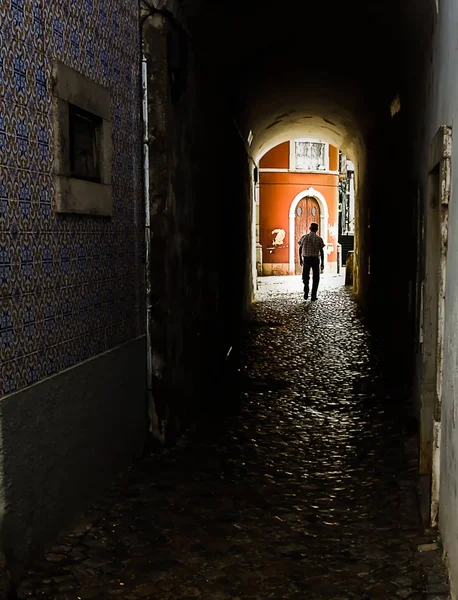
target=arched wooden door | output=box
[294,196,321,274]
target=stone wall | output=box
[415,1,458,596]
[142,7,252,442]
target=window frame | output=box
[289,139,330,173]
[52,61,113,216]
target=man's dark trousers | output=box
[302,256,320,300]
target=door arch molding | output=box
[289,187,329,273]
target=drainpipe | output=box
[142,52,165,443]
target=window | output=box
[69,105,102,183]
[52,61,112,216]
[291,140,329,172]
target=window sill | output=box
[289,169,339,175]
[54,176,113,216]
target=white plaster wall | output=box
[424,2,458,596]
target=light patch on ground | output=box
[255,272,346,301]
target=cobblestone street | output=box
[17,277,449,600]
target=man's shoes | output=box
[303,293,308,300]
[311,297,317,302]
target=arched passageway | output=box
[141,0,428,475]
[141,0,427,430]
[139,0,458,592]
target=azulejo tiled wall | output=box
[0,0,144,397]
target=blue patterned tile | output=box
[43,2,68,60]
[69,26,80,65]
[98,44,109,85]
[22,351,42,386]
[11,0,26,29]
[33,3,44,41]
[21,303,38,353]
[34,57,50,110]
[77,334,91,362]
[43,312,59,348]
[111,56,121,87]
[0,1,8,25]
[43,289,57,321]
[6,44,34,105]
[0,193,8,231]
[17,198,34,231]
[0,131,7,168]
[0,34,6,97]
[41,248,54,283]
[75,284,89,335]
[44,343,62,377]
[98,0,108,27]
[0,1,42,54]
[16,114,29,153]
[0,238,14,296]
[75,232,88,276]
[38,199,53,229]
[2,44,48,109]
[36,119,52,165]
[19,241,35,292]
[58,240,72,287]
[51,13,65,56]
[1,359,20,397]
[60,339,76,370]
[92,282,104,326]
[0,299,15,362]
[43,289,61,343]
[60,308,75,343]
[84,36,95,75]
[86,0,95,15]
[1,0,143,390]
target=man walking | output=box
[298,222,325,301]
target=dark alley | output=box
[16,279,449,599]
[2,0,458,597]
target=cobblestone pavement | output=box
[17,277,450,599]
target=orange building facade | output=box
[258,141,340,275]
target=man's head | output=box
[310,222,319,233]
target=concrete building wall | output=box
[0,0,145,577]
[420,2,458,596]
[260,142,289,169]
[259,142,339,274]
